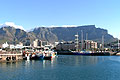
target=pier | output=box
[0,50,23,62]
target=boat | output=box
[39,49,57,60]
[72,50,92,55]
[23,47,57,60]
[116,52,120,56]
[23,51,31,60]
[29,49,57,60]
[27,51,43,60]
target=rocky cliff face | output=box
[30,25,115,43]
[0,25,116,44]
[0,26,35,44]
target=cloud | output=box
[62,25,78,27]
[0,22,80,31]
[48,25,59,27]
[39,25,78,28]
[0,22,25,31]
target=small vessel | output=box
[23,48,57,60]
[73,50,92,55]
[23,51,31,60]
[116,52,120,55]
[40,49,57,60]
[30,52,42,60]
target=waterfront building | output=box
[56,40,98,51]
[33,39,42,47]
[10,42,24,49]
[85,40,97,49]
[2,42,9,48]
[111,43,120,49]
[54,42,59,47]
[56,41,75,51]
[33,39,37,47]
[19,42,23,46]
[33,39,48,48]
[44,44,54,49]
[9,45,15,49]
[23,38,31,46]
[42,41,48,46]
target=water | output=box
[0,55,120,80]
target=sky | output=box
[0,0,120,38]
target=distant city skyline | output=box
[0,0,120,38]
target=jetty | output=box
[0,50,23,62]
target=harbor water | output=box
[0,55,120,80]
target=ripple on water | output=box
[0,56,120,80]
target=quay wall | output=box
[0,51,23,61]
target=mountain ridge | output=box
[0,25,116,45]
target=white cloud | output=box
[0,22,80,31]
[41,25,47,27]
[39,25,78,28]
[48,25,59,27]
[0,22,25,31]
[62,25,78,27]
[0,24,2,26]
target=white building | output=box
[2,42,9,48]
[33,39,48,48]
[10,42,24,49]
[56,40,98,51]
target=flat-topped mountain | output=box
[30,25,115,43]
[0,25,116,44]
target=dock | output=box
[0,50,23,62]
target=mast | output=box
[75,33,79,52]
[81,30,83,50]
[102,35,104,51]
[86,33,88,50]
[118,38,119,50]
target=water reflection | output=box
[0,56,108,69]
[0,61,22,69]
[0,56,120,80]
[42,58,57,68]
[24,60,31,68]
[57,55,108,67]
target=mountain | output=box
[0,25,116,45]
[0,26,35,44]
[29,27,58,43]
[30,25,116,43]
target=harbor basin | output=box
[0,55,120,80]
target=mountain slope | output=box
[0,25,116,45]
[0,26,35,44]
[31,25,115,43]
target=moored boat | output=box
[72,50,92,55]
[23,51,31,60]
[40,50,57,60]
